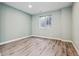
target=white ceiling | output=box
[4,2,72,15]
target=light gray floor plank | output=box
[0,37,78,56]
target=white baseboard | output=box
[0,35,31,45]
[72,42,79,55]
[31,35,72,43]
[0,35,72,45]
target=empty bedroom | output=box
[0,2,79,56]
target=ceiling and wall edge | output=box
[2,2,73,16]
[1,2,32,16]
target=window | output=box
[39,15,52,29]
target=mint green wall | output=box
[0,3,72,43]
[0,3,32,43]
[61,7,72,40]
[72,2,79,50]
[32,7,72,41]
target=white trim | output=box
[0,35,72,45]
[71,42,79,55]
[0,35,31,45]
[31,35,72,43]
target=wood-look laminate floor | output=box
[0,36,78,56]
